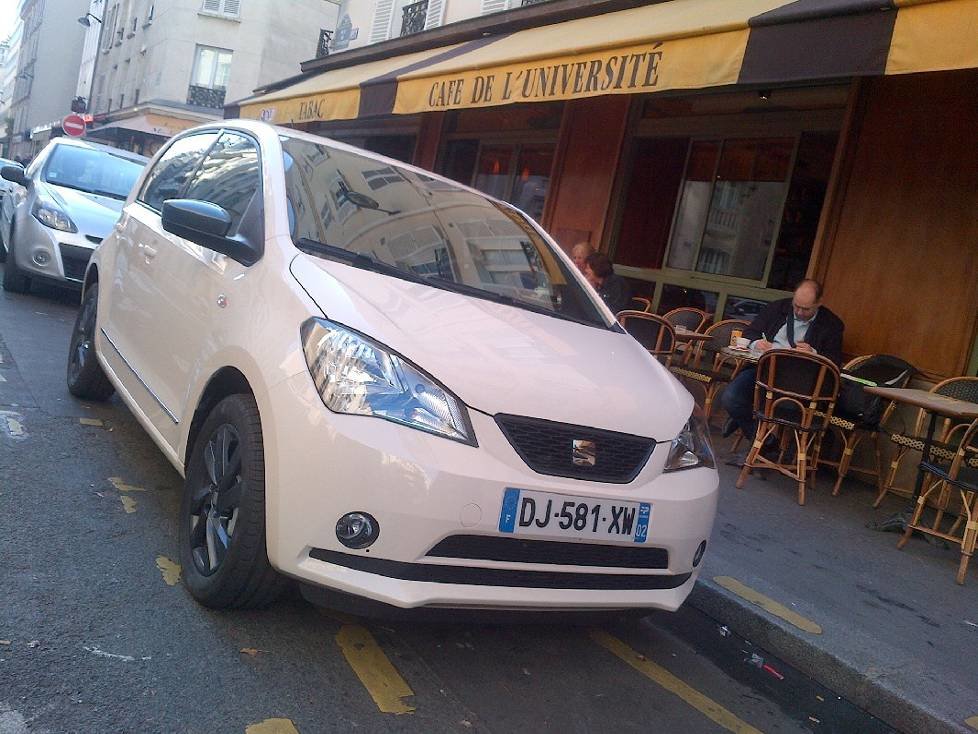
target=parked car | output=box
[0,138,147,292]
[0,157,24,250]
[66,121,718,613]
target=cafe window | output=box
[440,140,555,222]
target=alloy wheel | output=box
[189,424,243,576]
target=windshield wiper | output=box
[295,238,430,286]
[295,238,602,328]
[90,188,127,201]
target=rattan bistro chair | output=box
[670,319,750,420]
[897,418,978,584]
[736,350,840,505]
[816,354,916,497]
[629,297,653,313]
[874,376,978,508]
[663,307,710,333]
[617,310,676,366]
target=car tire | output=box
[2,223,30,293]
[67,283,115,401]
[180,393,287,609]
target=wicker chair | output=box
[736,350,840,505]
[874,376,978,508]
[628,297,653,313]
[663,307,710,333]
[897,418,978,584]
[670,319,750,420]
[617,310,676,366]
[816,354,916,497]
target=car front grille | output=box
[426,535,669,569]
[59,243,92,282]
[495,414,654,483]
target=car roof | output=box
[46,136,149,164]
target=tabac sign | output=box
[240,88,360,126]
[393,30,748,115]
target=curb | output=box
[687,577,965,734]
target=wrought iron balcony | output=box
[400,0,428,37]
[187,84,227,109]
[521,0,549,5]
[316,29,332,58]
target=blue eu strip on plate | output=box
[499,487,520,533]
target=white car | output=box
[67,120,718,613]
[0,138,147,292]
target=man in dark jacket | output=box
[584,252,631,315]
[721,279,845,441]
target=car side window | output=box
[182,132,261,233]
[138,133,219,212]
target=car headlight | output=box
[32,200,77,232]
[301,318,476,446]
[664,406,715,472]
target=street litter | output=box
[718,625,731,637]
[83,645,151,662]
[762,663,785,680]
[27,640,39,648]
[809,716,821,724]
[746,652,764,668]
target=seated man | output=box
[583,252,631,315]
[721,279,844,440]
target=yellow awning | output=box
[238,0,978,124]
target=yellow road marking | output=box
[79,418,103,427]
[245,719,300,734]
[109,477,147,493]
[965,715,978,731]
[155,556,181,586]
[714,576,822,635]
[335,624,415,715]
[120,496,137,514]
[590,629,763,734]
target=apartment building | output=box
[8,0,90,159]
[331,0,540,51]
[82,0,338,155]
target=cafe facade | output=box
[230,0,978,381]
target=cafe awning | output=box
[89,111,211,139]
[239,0,978,125]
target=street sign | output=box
[61,114,86,137]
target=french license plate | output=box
[498,488,650,543]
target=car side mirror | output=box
[1,165,29,187]
[161,199,258,266]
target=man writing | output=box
[720,279,844,440]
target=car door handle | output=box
[142,244,158,261]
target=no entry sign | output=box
[62,114,86,137]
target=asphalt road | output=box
[0,273,892,734]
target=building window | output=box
[200,0,241,18]
[188,45,232,108]
[400,0,428,36]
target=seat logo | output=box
[572,439,597,467]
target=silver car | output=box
[0,138,147,293]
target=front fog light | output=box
[336,512,379,549]
[32,248,51,266]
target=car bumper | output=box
[263,372,719,612]
[12,214,100,284]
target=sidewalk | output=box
[687,455,978,734]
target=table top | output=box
[674,331,713,342]
[720,346,760,362]
[863,386,978,419]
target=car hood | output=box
[44,183,125,239]
[290,254,692,440]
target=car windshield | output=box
[42,145,144,200]
[281,136,607,328]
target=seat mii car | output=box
[67,121,718,612]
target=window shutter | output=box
[480,0,508,14]
[202,0,220,12]
[424,0,445,29]
[369,0,395,43]
[221,0,240,16]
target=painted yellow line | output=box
[335,624,415,715]
[714,576,822,635]
[120,496,137,514]
[155,556,182,586]
[109,477,147,492]
[79,418,103,427]
[590,629,763,734]
[245,719,300,734]
[964,715,978,731]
